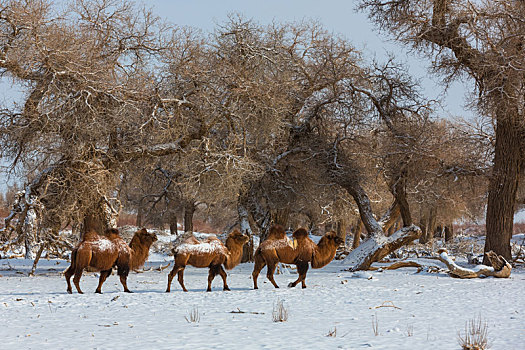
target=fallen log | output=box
[343,225,421,271]
[436,248,511,278]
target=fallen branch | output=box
[437,249,511,278]
[371,301,401,310]
[230,308,265,315]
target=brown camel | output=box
[252,225,344,289]
[65,228,158,294]
[166,230,249,292]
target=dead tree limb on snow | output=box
[437,249,511,278]
[343,225,421,271]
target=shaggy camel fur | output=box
[252,226,344,289]
[65,228,157,294]
[166,230,249,292]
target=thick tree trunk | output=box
[444,224,454,242]
[183,201,195,233]
[484,117,522,262]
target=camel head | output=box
[322,231,344,246]
[134,228,158,245]
[226,229,249,247]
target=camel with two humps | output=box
[65,228,157,294]
[252,225,344,289]
[166,230,249,292]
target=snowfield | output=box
[0,253,523,350]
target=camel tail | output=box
[65,248,78,274]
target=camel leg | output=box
[288,262,309,288]
[95,269,112,294]
[166,264,184,292]
[266,261,280,288]
[65,265,74,294]
[218,265,230,291]
[166,265,182,293]
[117,265,132,293]
[177,268,188,292]
[207,265,220,292]
[73,268,84,294]
[252,253,266,289]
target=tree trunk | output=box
[444,224,454,242]
[183,201,195,233]
[352,219,363,250]
[136,201,143,227]
[271,208,290,228]
[169,213,178,235]
[238,195,254,263]
[336,220,347,244]
[484,117,522,262]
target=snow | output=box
[175,240,226,255]
[91,238,117,253]
[0,255,523,349]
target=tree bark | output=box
[352,219,363,249]
[484,117,522,262]
[183,201,195,233]
[169,213,178,235]
[238,194,254,263]
[444,224,454,242]
[136,200,143,227]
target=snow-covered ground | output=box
[0,251,523,349]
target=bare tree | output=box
[359,0,525,261]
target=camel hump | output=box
[82,231,101,241]
[292,228,309,239]
[267,224,286,239]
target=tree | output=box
[359,0,525,261]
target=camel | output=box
[252,225,344,289]
[65,228,158,294]
[166,229,249,292]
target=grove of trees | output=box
[1,0,522,269]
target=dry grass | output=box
[458,316,491,350]
[185,306,200,324]
[326,327,337,337]
[372,312,379,336]
[272,299,288,322]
